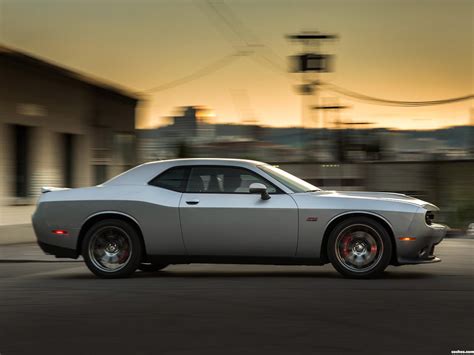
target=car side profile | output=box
[33,158,447,278]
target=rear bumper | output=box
[38,241,79,259]
[32,203,80,258]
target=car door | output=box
[179,165,298,257]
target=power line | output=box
[210,11,473,109]
[140,51,250,94]
[204,0,255,47]
[200,0,290,77]
[142,1,473,107]
[321,82,474,107]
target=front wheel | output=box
[327,217,392,278]
[82,219,142,278]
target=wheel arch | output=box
[320,211,397,264]
[77,211,147,259]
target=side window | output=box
[149,167,190,192]
[186,166,278,194]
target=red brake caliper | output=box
[118,243,130,263]
[341,234,352,257]
[119,250,129,263]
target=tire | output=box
[82,219,142,278]
[138,263,169,272]
[327,217,392,279]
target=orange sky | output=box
[2,0,472,130]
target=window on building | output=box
[62,133,75,187]
[113,133,135,170]
[94,165,108,185]
[12,124,31,197]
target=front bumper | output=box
[396,221,447,265]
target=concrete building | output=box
[0,46,138,225]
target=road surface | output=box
[0,239,473,354]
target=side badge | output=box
[306,217,318,222]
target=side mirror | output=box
[249,182,271,200]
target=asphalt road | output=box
[0,239,473,355]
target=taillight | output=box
[52,229,69,236]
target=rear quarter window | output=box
[148,167,190,192]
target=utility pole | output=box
[313,99,349,161]
[470,107,474,158]
[287,31,337,155]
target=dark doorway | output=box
[12,124,30,197]
[62,133,75,187]
[94,164,107,185]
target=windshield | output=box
[258,165,320,193]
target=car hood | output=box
[310,190,439,211]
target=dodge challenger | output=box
[32,158,446,278]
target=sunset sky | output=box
[1,0,472,129]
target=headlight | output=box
[425,211,435,225]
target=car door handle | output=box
[185,199,200,205]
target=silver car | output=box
[32,158,446,278]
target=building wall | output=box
[0,53,137,226]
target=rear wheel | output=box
[327,217,392,278]
[138,263,169,272]
[82,219,142,278]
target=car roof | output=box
[146,158,263,165]
[104,158,267,185]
